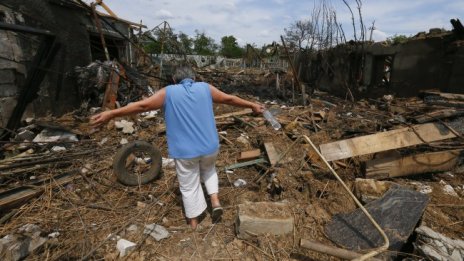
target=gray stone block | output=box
[235,201,293,239]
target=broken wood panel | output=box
[365,149,463,179]
[0,171,79,212]
[238,149,261,162]
[415,109,464,123]
[320,123,457,161]
[264,142,279,166]
[0,187,42,212]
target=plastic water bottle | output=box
[263,110,281,130]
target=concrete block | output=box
[116,239,136,257]
[235,201,293,239]
[143,224,170,241]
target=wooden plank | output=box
[365,149,463,179]
[0,171,80,212]
[300,239,381,261]
[320,123,457,161]
[425,100,464,108]
[415,109,464,123]
[264,142,279,166]
[238,149,261,162]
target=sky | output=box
[87,0,464,46]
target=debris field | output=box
[1,79,464,260]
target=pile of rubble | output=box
[1,69,464,260]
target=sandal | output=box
[211,206,223,222]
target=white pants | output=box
[175,151,219,218]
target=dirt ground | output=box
[1,89,463,260]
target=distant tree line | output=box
[140,23,245,58]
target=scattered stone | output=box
[162,158,175,168]
[51,146,66,152]
[440,180,458,196]
[235,201,294,239]
[116,239,136,257]
[0,224,47,261]
[120,138,128,145]
[415,226,464,261]
[411,182,433,194]
[89,107,101,114]
[162,217,169,224]
[354,178,396,203]
[16,130,35,141]
[126,225,138,232]
[233,179,247,187]
[236,135,249,146]
[48,232,60,238]
[99,137,108,145]
[137,201,147,208]
[115,120,135,134]
[107,233,121,241]
[141,110,158,119]
[32,129,78,144]
[143,224,170,241]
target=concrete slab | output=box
[235,201,293,239]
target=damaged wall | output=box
[306,24,464,98]
[0,0,136,129]
[0,5,30,127]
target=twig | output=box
[242,240,274,259]
[319,181,329,199]
[202,222,216,241]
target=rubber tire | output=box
[113,141,162,186]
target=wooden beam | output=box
[320,123,457,161]
[415,109,464,123]
[421,90,464,101]
[264,142,279,166]
[300,239,381,261]
[0,171,80,212]
[365,149,463,179]
[238,149,261,162]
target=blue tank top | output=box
[164,79,219,159]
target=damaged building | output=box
[0,0,142,132]
[304,19,464,98]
